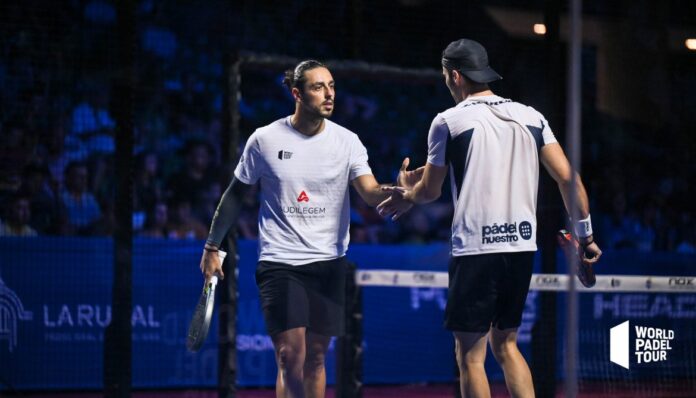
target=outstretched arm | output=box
[540,142,601,263]
[200,176,253,281]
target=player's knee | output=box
[276,344,304,372]
[304,349,326,374]
[455,344,485,369]
[457,355,485,370]
[490,336,518,362]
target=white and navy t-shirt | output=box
[234,116,372,265]
[427,95,557,256]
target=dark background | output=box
[1,0,694,251]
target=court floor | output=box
[6,382,695,398]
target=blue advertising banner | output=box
[1,237,113,390]
[560,251,696,381]
[0,237,694,390]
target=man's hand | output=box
[558,230,602,288]
[200,247,224,282]
[581,240,602,266]
[377,186,413,221]
[395,157,425,190]
[577,240,601,288]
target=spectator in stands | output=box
[399,207,436,244]
[0,120,31,201]
[676,230,696,253]
[167,197,208,240]
[138,201,170,238]
[676,213,696,254]
[43,122,70,188]
[134,151,163,226]
[197,181,221,224]
[60,161,102,235]
[19,163,57,234]
[67,84,116,161]
[634,201,658,252]
[601,192,639,250]
[166,139,218,222]
[0,194,38,237]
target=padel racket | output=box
[186,250,226,352]
[557,229,596,288]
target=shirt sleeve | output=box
[233,132,265,184]
[540,115,557,145]
[349,134,372,180]
[427,113,449,167]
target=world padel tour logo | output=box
[610,321,674,369]
[481,220,533,244]
[0,277,34,352]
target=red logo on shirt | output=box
[297,191,309,202]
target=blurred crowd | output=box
[0,1,693,253]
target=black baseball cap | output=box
[441,39,502,83]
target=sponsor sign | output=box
[610,321,675,369]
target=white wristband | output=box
[574,215,593,238]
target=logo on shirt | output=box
[481,220,533,244]
[282,191,326,219]
[278,150,293,160]
[519,221,533,240]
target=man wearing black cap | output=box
[379,39,601,397]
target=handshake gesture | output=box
[379,157,425,221]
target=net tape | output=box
[356,270,696,293]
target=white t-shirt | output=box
[234,116,372,265]
[427,95,557,256]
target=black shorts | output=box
[255,257,348,337]
[444,251,534,333]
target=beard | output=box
[302,102,333,119]
[318,106,334,118]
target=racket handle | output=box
[209,275,218,288]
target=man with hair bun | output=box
[379,39,602,397]
[200,59,421,397]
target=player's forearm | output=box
[206,177,250,247]
[407,180,440,204]
[557,174,591,222]
[353,174,396,206]
[361,183,393,207]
